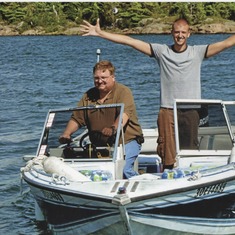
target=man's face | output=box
[172,21,190,47]
[93,69,115,93]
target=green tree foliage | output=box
[0,3,26,23]
[0,2,234,32]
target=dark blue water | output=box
[0,34,234,234]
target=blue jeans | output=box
[123,140,141,179]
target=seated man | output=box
[59,60,144,179]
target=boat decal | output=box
[130,181,139,192]
[111,182,120,193]
[42,189,64,202]
[195,182,227,198]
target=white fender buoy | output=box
[43,156,91,182]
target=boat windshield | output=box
[36,103,125,161]
[222,101,235,143]
[174,99,235,153]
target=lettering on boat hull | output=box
[42,190,64,202]
[195,182,227,198]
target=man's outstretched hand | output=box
[80,19,101,36]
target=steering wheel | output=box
[61,130,114,159]
[79,130,116,149]
[79,131,91,149]
[60,133,97,159]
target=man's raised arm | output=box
[80,18,152,56]
[206,34,235,58]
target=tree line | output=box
[0,2,234,33]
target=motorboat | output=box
[21,99,235,234]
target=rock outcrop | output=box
[0,18,234,36]
[123,18,235,34]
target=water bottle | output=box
[84,170,90,179]
[106,171,113,181]
[93,171,102,181]
[101,171,108,181]
[80,170,92,179]
[173,170,178,179]
[176,168,185,178]
[168,170,174,179]
[161,169,169,179]
[101,170,113,181]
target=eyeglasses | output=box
[94,75,111,82]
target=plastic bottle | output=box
[101,172,108,181]
[167,170,174,179]
[176,168,185,178]
[161,169,169,179]
[106,171,113,181]
[93,171,102,181]
[161,169,185,179]
[101,170,113,181]
[173,170,178,179]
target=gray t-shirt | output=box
[151,44,208,108]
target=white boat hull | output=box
[23,162,235,235]
[21,101,235,234]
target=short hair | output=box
[93,60,115,75]
[172,18,190,30]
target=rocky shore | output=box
[0,18,235,36]
[123,18,235,34]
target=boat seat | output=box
[141,129,158,154]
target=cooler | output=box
[137,154,162,173]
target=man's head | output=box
[171,18,190,51]
[93,60,115,93]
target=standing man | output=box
[59,60,144,178]
[80,18,235,170]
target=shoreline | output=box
[0,21,235,36]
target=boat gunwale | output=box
[22,167,235,205]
